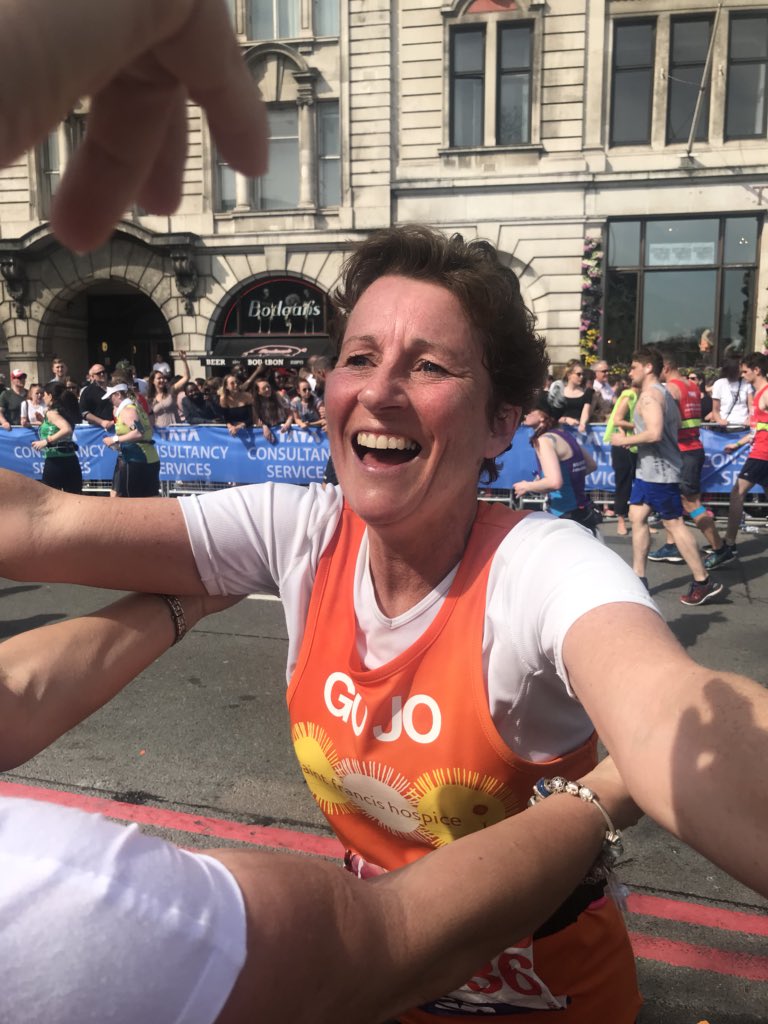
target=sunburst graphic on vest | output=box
[412,769,520,846]
[291,722,353,816]
[334,757,432,840]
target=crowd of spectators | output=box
[0,353,334,438]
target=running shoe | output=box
[704,544,737,570]
[680,578,724,606]
[648,543,684,564]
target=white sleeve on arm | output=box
[0,797,246,1024]
[179,482,343,596]
[484,514,660,760]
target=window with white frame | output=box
[214,97,339,214]
[318,101,340,207]
[238,0,338,40]
[446,3,539,150]
[255,106,300,210]
[36,115,86,219]
[610,9,768,147]
[725,11,768,139]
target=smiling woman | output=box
[5,225,768,1024]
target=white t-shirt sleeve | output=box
[0,797,246,1024]
[179,482,343,597]
[484,514,660,760]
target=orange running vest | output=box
[288,502,640,1023]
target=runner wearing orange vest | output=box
[289,502,640,1024]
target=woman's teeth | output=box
[356,432,418,451]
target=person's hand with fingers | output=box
[0,0,267,252]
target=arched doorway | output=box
[86,283,171,376]
[39,281,172,380]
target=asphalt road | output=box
[1,517,766,1023]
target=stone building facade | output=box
[1,0,768,383]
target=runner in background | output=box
[514,397,602,535]
[603,384,639,536]
[647,350,729,566]
[610,347,723,604]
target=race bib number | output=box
[420,939,568,1016]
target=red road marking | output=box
[627,892,768,938]
[3,779,767,985]
[629,933,768,982]
[0,780,343,858]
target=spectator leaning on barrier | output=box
[582,368,612,424]
[180,380,221,425]
[0,370,28,429]
[712,357,752,428]
[218,373,254,437]
[252,378,293,443]
[549,360,592,433]
[19,383,47,429]
[705,353,768,570]
[291,378,326,430]
[79,364,113,430]
[593,360,615,407]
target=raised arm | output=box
[563,602,768,897]
[0,468,203,593]
[170,351,191,395]
[0,593,238,769]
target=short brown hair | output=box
[331,225,547,481]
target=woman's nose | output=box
[357,364,407,413]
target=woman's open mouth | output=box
[353,431,421,466]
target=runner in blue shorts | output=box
[611,347,723,606]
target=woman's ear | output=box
[485,404,521,459]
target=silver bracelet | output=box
[529,776,624,881]
[157,594,188,645]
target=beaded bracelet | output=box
[529,776,624,883]
[157,594,188,645]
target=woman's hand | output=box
[0,0,268,252]
[31,439,47,452]
[513,480,531,497]
[103,436,119,448]
[227,422,243,437]
[263,424,276,444]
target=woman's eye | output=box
[416,360,448,375]
[344,353,370,367]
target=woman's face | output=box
[523,409,544,428]
[298,383,312,399]
[568,364,584,386]
[153,372,169,390]
[325,274,519,535]
[257,381,272,397]
[28,386,42,404]
[224,375,238,391]
[42,389,54,408]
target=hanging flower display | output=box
[580,236,603,365]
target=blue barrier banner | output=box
[0,424,331,485]
[0,423,760,492]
